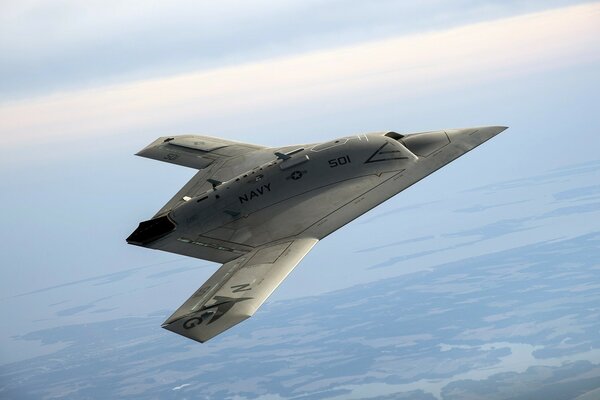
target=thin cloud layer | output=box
[0,0,582,98]
[1,2,598,147]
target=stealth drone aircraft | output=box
[127,126,507,342]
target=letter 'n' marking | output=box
[231,283,251,293]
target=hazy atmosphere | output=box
[1,1,599,399]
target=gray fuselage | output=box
[169,134,412,246]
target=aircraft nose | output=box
[481,125,508,136]
[445,126,508,145]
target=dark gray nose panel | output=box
[401,130,450,157]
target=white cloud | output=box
[172,383,191,391]
[0,2,598,148]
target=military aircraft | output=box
[127,126,507,343]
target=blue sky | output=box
[1,0,599,386]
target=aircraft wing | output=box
[136,135,266,170]
[162,237,318,343]
[135,135,272,218]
